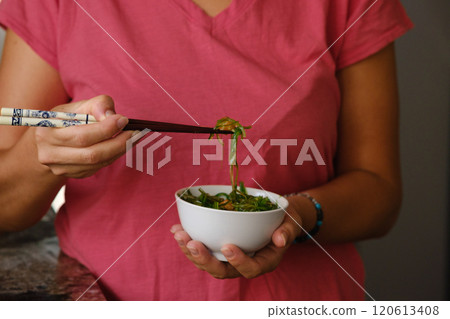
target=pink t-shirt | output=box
[0,0,412,300]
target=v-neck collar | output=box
[169,0,256,32]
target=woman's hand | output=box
[170,199,304,279]
[35,95,134,179]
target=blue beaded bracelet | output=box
[287,193,323,243]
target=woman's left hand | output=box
[170,202,303,279]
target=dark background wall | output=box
[0,0,448,300]
[359,0,449,300]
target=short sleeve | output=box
[0,0,59,69]
[335,0,413,70]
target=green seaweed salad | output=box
[179,117,279,212]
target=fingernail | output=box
[132,130,140,137]
[188,247,199,256]
[105,110,115,118]
[170,226,176,234]
[177,240,185,247]
[280,232,287,247]
[174,234,184,246]
[117,117,128,130]
[221,248,234,258]
[175,237,184,247]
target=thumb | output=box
[272,213,302,248]
[78,95,116,121]
[53,95,117,121]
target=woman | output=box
[0,0,412,300]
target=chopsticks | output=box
[0,108,233,134]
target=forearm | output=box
[290,169,401,244]
[0,128,65,231]
[289,43,403,244]
[0,29,71,231]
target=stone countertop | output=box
[0,211,105,301]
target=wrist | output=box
[286,193,323,242]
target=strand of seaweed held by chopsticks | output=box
[0,107,233,134]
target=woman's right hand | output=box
[0,30,135,230]
[35,95,134,179]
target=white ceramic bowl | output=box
[175,185,288,261]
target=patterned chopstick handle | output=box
[0,116,91,128]
[0,107,97,123]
